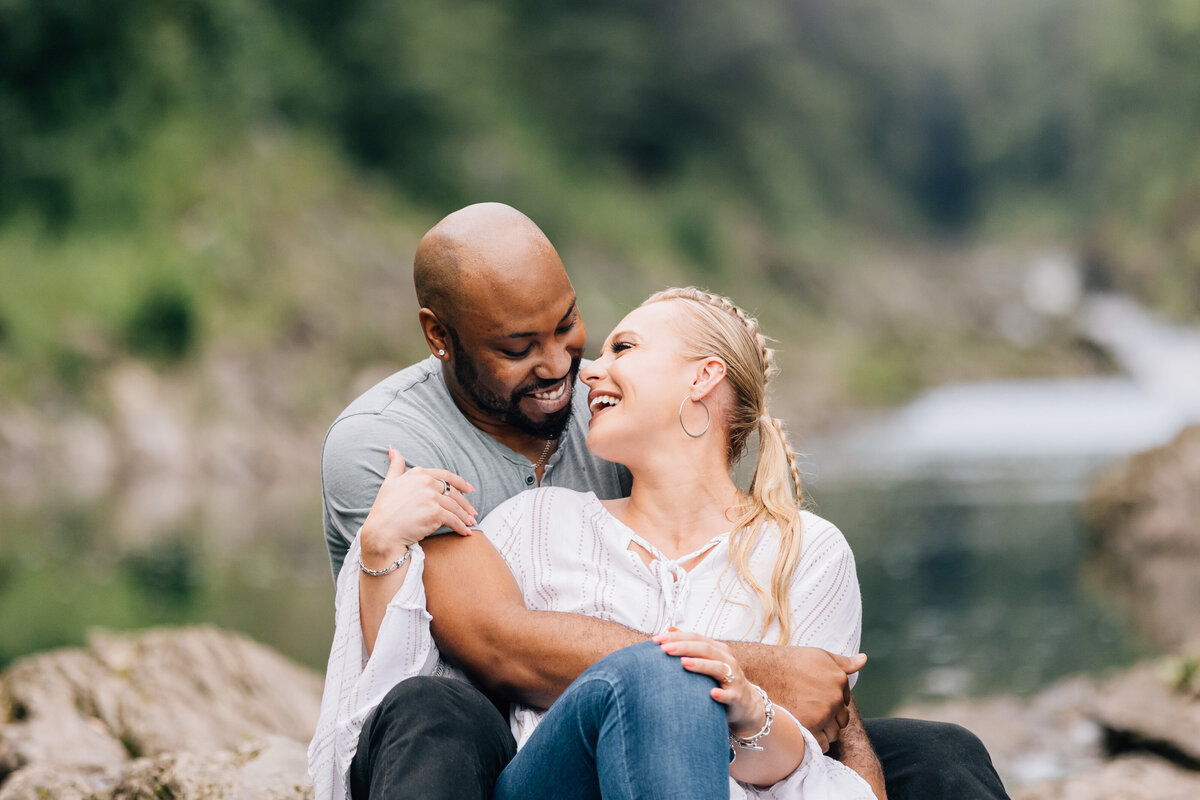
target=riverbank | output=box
[2,625,1197,799]
[898,645,1200,797]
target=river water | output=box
[806,291,1200,715]
[1,292,1195,716]
[807,476,1144,717]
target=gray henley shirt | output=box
[321,356,632,580]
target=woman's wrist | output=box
[359,529,413,573]
[729,683,774,750]
[358,546,411,576]
[360,520,416,559]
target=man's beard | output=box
[451,340,577,440]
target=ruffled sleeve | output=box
[307,533,440,800]
[731,514,872,799]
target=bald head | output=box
[414,203,562,327]
[413,203,585,441]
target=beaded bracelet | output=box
[729,683,775,751]
[358,548,411,576]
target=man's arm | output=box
[321,415,390,581]
[421,533,644,708]
[722,641,863,745]
[421,531,860,739]
[829,698,887,800]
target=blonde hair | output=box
[641,287,805,644]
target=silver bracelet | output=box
[358,548,411,576]
[729,683,775,751]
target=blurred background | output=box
[1,0,1198,726]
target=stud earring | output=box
[437,349,446,357]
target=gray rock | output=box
[109,736,312,800]
[1012,754,1200,800]
[1089,656,1200,766]
[0,626,321,800]
[899,651,1200,796]
[0,765,119,800]
[895,674,1107,788]
[1084,424,1200,646]
[0,738,313,800]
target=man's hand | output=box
[732,643,866,752]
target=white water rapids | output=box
[811,292,1200,497]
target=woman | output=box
[310,288,879,799]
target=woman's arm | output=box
[358,447,475,653]
[308,535,441,800]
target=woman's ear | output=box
[690,358,727,400]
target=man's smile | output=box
[524,379,571,414]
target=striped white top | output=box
[309,487,871,800]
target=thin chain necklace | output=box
[531,438,556,470]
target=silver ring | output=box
[438,478,451,495]
[722,664,734,684]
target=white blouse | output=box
[308,487,872,800]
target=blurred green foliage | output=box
[123,285,198,364]
[1,0,1199,391]
[0,497,338,672]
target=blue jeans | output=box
[493,641,731,800]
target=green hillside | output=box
[2,0,1199,416]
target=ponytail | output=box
[725,414,804,644]
[642,287,805,643]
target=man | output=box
[318,203,1008,799]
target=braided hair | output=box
[641,287,805,644]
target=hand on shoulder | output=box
[359,447,478,569]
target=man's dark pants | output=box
[350,677,1008,800]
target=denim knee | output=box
[586,641,723,717]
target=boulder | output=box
[1013,754,1200,800]
[898,649,1200,796]
[1084,424,1200,646]
[108,736,312,800]
[1088,656,1200,767]
[0,737,312,800]
[894,674,1107,787]
[0,626,321,799]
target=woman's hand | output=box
[652,627,766,737]
[358,448,477,655]
[359,447,477,569]
[654,626,809,787]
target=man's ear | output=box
[690,358,727,400]
[419,308,451,359]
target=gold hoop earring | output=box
[679,396,711,438]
